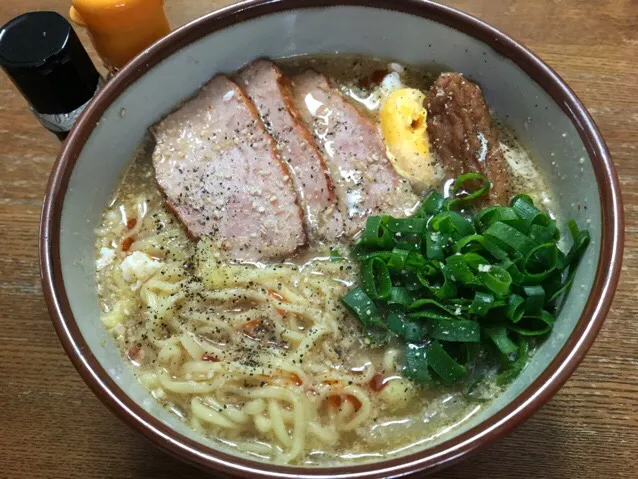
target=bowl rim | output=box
[39,0,624,477]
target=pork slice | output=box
[426,73,511,205]
[291,70,418,236]
[151,74,306,262]
[237,60,343,241]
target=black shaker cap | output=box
[0,11,99,114]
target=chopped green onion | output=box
[548,269,577,303]
[506,294,526,323]
[485,327,519,355]
[482,236,510,261]
[386,310,405,336]
[510,196,551,233]
[404,319,426,342]
[385,248,408,272]
[453,234,486,254]
[341,174,589,387]
[395,235,422,252]
[405,251,427,270]
[427,340,467,384]
[419,190,445,216]
[437,265,459,300]
[447,172,492,209]
[446,255,478,285]
[361,257,392,300]
[427,318,481,343]
[478,265,512,296]
[523,285,545,316]
[469,292,494,316]
[360,216,393,249]
[484,221,535,257]
[508,310,555,336]
[476,206,520,229]
[386,217,427,234]
[387,309,425,342]
[431,210,476,237]
[388,287,414,306]
[502,259,525,284]
[510,193,534,205]
[341,288,386,331]
[425,231,449,260]
[402,271,426,292]
[497,338,530,385]
[523,242,558,284]
[404,343,431,384]
[529,222,560,245]
[462,252,491,270]
[409,298,459,317]
[559,220,591,269]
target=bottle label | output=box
[32,101,89,133]
[30,79,103,134]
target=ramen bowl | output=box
[40,0,623,476]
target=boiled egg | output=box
[120,251,161,291]
[376,71,404,98]
[96,247,115,270]
[380,87,435,188]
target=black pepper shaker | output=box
[0,11,101,141]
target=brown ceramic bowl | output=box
[40,0,623,477]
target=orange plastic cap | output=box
[70,0,170,69]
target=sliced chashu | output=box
[426,73,511,205]
[151,75,306,262]
[237,59,344,241]
[291,69,418,236]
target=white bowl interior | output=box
[58,5,600,464]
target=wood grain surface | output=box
[1,1,636,477]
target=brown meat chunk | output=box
[237,60,344,241]
[291,70,418,236]
[151,75,306,262]
[426,73,511,205]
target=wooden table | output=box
[1,1,636,477]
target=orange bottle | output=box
[70,0,170,71]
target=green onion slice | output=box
[485,327,519,355]
[419,190,445,217]
[427,318,481,343]
[447,173,492,209]
[508,310,555,336]
[478,265,512,296]
[360,216,393,249]
[361,257,392,300]
[497,337,530,385]
[506,294,526,323]
[427,340,467,384]
[404,343,431,384]
[341,288,386,331]
[470,292,495,316]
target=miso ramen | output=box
[95,56,588,465]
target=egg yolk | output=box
[380,88,434,187]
